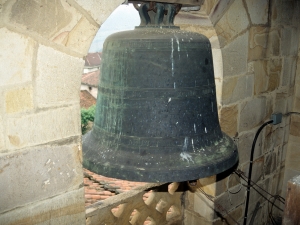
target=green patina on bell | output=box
[82,2,238,182]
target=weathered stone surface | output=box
[9,0,72,39]
[222,74,253,105]
[222,32,248,78]
[239,97,267,132]
[73,0,123,25]
[193,191,215,221]
[183,209,213,225]
[0,144,83,214]
[253,60,268,95]
[294,84,300,112]
[282,57,297,87]
[245,0,269,25]
[266,28,281,57]
[290,115,300,138]
[282,168,300,199]
[214,1,249,47]
[0,28,35,87]
[66,16,98,55]
[249,27,268,61]
[215,184,245,213]
[5,85,34,114]
[6,105,80,150]
[219,105,238,137]
[238,130,263,164]
[264,152,277,176]
[36,45,84,108]
[0,117,5,152]
[0,188,85,225]
[281,27,299,57]
[209,0,235,26]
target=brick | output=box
[0,144,83,214]
[239,97,267,132]
[36,45,84,108]
[245,0,269,25]
[219,105,238,137]
[214,0,249,47]
[5,85,34,114]
[222,74,253,105]
[0,28,35,87]
[6,105,80,150]
[0,188,85,225]
[222,32,249,78]
[74,0,123,24]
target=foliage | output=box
[81,105,96,134]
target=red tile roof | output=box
[84,52,102,67]
[80,90,96,109]
[83,169,148,206]
[82,70,99,87]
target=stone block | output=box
[238,130,263,165]
[36,45,84,108]
[253,60,268,95]
[222,74,253,105]
[0,116,5,152]
[239,97,267,132]
[209,0,234,25]
[0,28,35,87]
[294,84,300,112]
[248,27,268,61]
[193,191,215,221]
[281,27,299,57]
[290,115,300,137]
[266,28,281,57]
[264,152,277,177]
[274,92,288,115]
[214,1,249,47]
[183,209,213,225]
[5,85,34,114]
[267,58,282,92]
[219,104,238,137]
[6,105,80,150]
[245,0,269,25]
[215,184,245,213]
[66,16,98,55]
[0,188,85,225]
[281,168,300,199]
[222,32,249,78]
[74,0,123,25]
[282,57,297,87]
[9,0,72,40]
[0,143,83,214]
[285,135,300,171]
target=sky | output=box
[88,4,140,53]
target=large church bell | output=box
[82,1,238,182]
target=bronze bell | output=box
[82,2,238,182]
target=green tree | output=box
[81,105,96,134]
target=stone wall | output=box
[0,0,299,224]
[0,0,122,224]
[179,0,300,224]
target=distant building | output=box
[81,70,99,99]
[83,52,102,74]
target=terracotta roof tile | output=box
[83,168,148,206]
[84,52,102,67]
[80,90,96,109]
[81,70,100,87]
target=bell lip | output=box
[82,130,239,183]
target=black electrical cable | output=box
[243,120,273,225]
